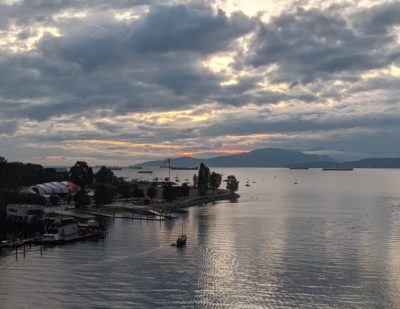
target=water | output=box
[2,168,400,308]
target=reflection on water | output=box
[1,168,400,308]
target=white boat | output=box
[41,233,62,244]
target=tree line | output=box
[0,157,239,215]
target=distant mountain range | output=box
[139,147,400,168]
[141,148,334,167]
[289,157,400,169]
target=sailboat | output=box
[176,218,187,247]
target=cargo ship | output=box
[322,167,353,171]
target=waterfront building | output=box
[6,204,45,223]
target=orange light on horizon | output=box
[83,140,179,149]
[46,156,64,160]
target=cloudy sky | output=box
[0,0,400,165]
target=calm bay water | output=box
[2,168,400,308]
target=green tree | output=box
[41,168,58,183]
[49,194,60,206]
[132,188,145,198]
[197,163,210,196]
[163,185,176,202]
[226,175,239,193]
[147,187,157,199]
[74,190,91,208]
[69,161,93,188]
[94,166,114,184]
[115,179,131,198]
[192,174,198,189]
[94,184,116,206]
[209,172,222,191]
[181,183,190,199]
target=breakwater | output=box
[162,191,240,210]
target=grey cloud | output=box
[128,5,254,54]
[0,4,256,121]
[245,3,400,84]
[40,4,254,70]
[200,112,400,138]
[0,120,18,136]
[354,1,400,35]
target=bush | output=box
[132,188,145,198]
[147,187,157,199]
[93,184,116,206]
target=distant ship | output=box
[128,165,143,169]
[107,166,122,170]
[322,167,353,171]
[289,167,309,170]
[138,170,153,174]
[170,166,198,170]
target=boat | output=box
[138,170,153,174]
[289,167,309,170]
[171,166,198,170]
[40,233,62,245]
[322,167,353,171]
[40,217,104,245]
[176,234,187,247]
[0,240,8,249]
[176,218,187,248]
[129,165,143,169]
[107,166,122,170]
[0,239,26,249]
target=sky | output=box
[0,0,400,165]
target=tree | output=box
[209,172,222,191]
[74,190,91,208]
[181,183,190,199]
[94,166,114,184]
[69,161,93,188]
[49,194,60,206]
[132,188,145,198]
[192,174,198,189]
[41,168,58,183]
[163,185,177,202]
[94,184,116,206]
[115,179,131,198]
[147,187,157,199]
[197,163,210,196]
[226,175,239,193]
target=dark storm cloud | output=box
[245,2,400,84]
[128,5,253,54]
[39,4,254,70]
[0,3,255,121]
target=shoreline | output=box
[158,191,240,211]
[83,190,240,219]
